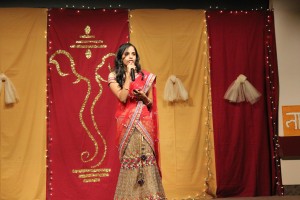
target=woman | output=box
[108,43,166,199]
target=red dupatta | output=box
[115,70,159,162]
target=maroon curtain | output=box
[264,11,283,195]
[47,9,128,200]
[207,11,276,197]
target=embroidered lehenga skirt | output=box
[114,129,166,200]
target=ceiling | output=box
[0,0,269,10]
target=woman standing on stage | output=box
[108,43,166,199]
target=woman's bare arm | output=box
[108,72,131,103]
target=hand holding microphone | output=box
[130,68,135,81]
[127,61,136,81]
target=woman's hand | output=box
[133,89,152,106]
[126,61,136,74]
[127,61,135,70]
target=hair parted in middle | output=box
[114,43,144,88]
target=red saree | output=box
[115,70,159,161]
[110,70,165,199]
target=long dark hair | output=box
[114,43,143,88]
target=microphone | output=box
[130,68,135,81]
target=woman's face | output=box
[122,46,136,67]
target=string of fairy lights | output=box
[65,4,122,9]
[264,11,284,196]
[51,3,268,10]
[46,9,52,196]
[200,17,215,199]
[175,12,215,200]
[45,6,283,200]
[46,10,53,198]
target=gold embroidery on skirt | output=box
[114,129,166,200]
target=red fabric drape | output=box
[207,11,275,197]
[264,11,282,195]
[47,9,128,200]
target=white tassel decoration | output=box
[164,75,188,102]
[224,74,261,104]
[0,73,19,104]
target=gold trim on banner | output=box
[49,25,116,183]
[85,49,92,59]
[91,53,115,168]
[78,173,109,178]
[83,178,100,183]
[72,168,111,173]
[49,49,115,182]
[72,168,111,183]
[70,25,107,59]
[70,44,107,48]
[49,59,69,77]
[76,40,104,44]
[80,35,95,39]
[49,50,99,164]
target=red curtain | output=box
[207,11,277,197]
[264,11,282,195]
[47,9,128,200]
